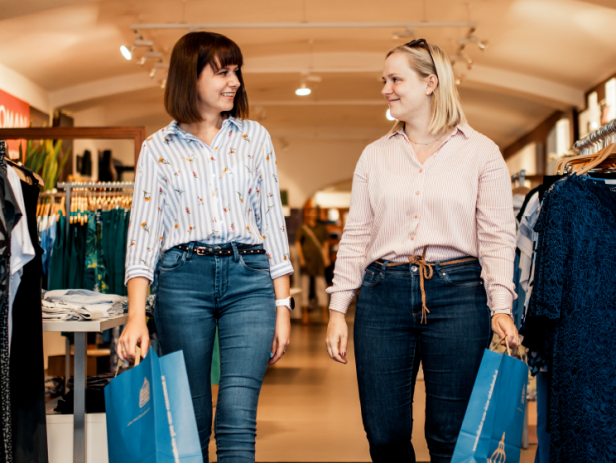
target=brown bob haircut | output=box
[164,31,249,123]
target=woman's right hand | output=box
[117,318,150,364]
[326,310,348,364]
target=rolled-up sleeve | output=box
[326,151,373,314]
[258,135,294,279]
[125,143,165,284]
[476,146,517,315]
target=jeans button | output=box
[412,266,417,272]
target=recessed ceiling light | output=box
[295,85,311,96]
[386,109,396,121]
[120,45,132,60]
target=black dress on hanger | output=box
[0,142,23,463]
[9,178,48,463]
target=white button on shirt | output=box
[327,123,517,315]
[125,118,294,284]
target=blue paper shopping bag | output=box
[451,349,527,463]
[104,348,203,463]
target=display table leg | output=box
[74,332,87,463]
[65,336,71,390]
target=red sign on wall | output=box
[0,88,30,159]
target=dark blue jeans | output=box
[354,258,492,463]
[154,241,276,463]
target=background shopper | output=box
[118,31,294,463]
[296,207,330,323]
[325,39,520,463]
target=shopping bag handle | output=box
[114,345,142,377]
[501,337,521,357]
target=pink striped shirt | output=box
[327,123,517,315]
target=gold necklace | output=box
[407,132,445,146]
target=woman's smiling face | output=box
[381,52,433,123]
[197,61,241,114]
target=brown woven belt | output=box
[375,246,478,324]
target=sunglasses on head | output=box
[404,38,438,80]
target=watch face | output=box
[290,297,295,309]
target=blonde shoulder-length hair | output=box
[387,42,466,135]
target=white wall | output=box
[72,106,136,180]
[273,138,365,208]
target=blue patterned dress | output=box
[523,175,616,463]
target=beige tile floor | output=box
[210,310,538,462]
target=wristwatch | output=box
[275,297,295,311]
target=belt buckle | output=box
[195,247,207,256]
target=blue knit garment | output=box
[524,174,616,463]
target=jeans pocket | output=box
[443,264,483,287]
[159,249,186,272]
[239,254,271,274]
[361,269,380,287]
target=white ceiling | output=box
[1,0,615,148]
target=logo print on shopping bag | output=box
[139,377,151,408]
[488,433,506,463]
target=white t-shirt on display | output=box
[7,166,36,352]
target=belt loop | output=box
[434,261,443,278]
[231,241,240,262]
[186,242,195,261]
[380,260,389,277]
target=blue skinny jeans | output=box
[354,258,492,463]
[154,241,276,463]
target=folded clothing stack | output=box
[41,289,125,321]
[110,294,156,317]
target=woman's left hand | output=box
[492,313,521,348]
[269,307,291,365]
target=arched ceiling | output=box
[1,0,615,148]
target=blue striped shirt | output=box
[125,117,294,284]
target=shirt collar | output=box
[165,116,244,140]
[387,122,472,141]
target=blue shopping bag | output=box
[104,348,203,463]
[451,348,527,463]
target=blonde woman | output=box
[325,39,520,462]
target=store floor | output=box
[209,310,539,462]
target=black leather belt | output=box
[174,244,266,256]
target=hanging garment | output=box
[48,215,67,290]
[9,180,48,463]
[6,167,35,352]
[523,175,616,463]
[0,152,22,463]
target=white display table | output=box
[43,314,128,463]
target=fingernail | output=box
[269,352,274,358]
[341,352,346,357]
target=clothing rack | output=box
[56,182,134,241]
[573,119,616,154]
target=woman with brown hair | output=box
[118,32,294,462]
[326,39,520,462]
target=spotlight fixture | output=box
[140,51,163,66]
[120,45,132,60]
[392,28,416,40]
[295,84,311,96]
[150,62,170,79]
[458,33,488,51]
[120,32,155,61]
[386,109,396,121]
[450,52,473,70]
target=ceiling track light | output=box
[149,62,170,78]
[457,34,488,51]
[392,27,416,40]
[121,31,156,61]
[450,52,473,70]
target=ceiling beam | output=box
[0,63,50,113]
[50,72,159,108]
[130,21,477,30]
[50,52,584,111]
